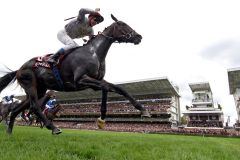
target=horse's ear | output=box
[111,14,118,22]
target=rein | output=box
[100,31,135,43]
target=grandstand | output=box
[182,82,224,128]
[54,77,181,132]
[228,67,240,127]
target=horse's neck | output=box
[89,34,113,62]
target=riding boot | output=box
[47,48,65,65]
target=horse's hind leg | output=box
[17,70,61,135]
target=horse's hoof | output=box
[52,128,62,135]
[141,110,151,118]
[97,117,105,129]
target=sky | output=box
[0,0,239,125]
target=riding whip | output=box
[64,16,77,21]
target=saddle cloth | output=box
[33,54,64,89]
[33,54,52,68]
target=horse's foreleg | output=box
[106,83,151,117]
[97,90,107,129]
[78,77,150,118]
[75,76,108,129]
[3,113,9,125]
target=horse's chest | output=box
[90,62,105,80]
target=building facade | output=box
[182,82,224,128]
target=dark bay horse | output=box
[0,14,150,135]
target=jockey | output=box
[47,8,104,65]
[1,95,14,104]
[43,98,57,114]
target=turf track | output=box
[0,125,239,160]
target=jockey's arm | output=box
[77,8,98,22]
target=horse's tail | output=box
[0,71,17,92]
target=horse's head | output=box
[103,14,142,45]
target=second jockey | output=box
[43,98,57,115]
[1,95,15,104]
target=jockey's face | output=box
[89,18,97,27]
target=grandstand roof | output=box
[56,77,180,101]
[189,82,212,93]
[228,67,240,94]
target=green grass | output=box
[0,125,239,160]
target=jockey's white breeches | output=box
[57,29,79,50]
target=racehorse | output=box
[0,14,150,135]
[0,101,19,125]
[29,104,63,128]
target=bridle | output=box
[100,23,136,43]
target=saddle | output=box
[33,48,77,69]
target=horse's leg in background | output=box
[97,90,108,129]
[0,106,3,123]
[36,117,44,128]
[2,104,12,125]
[2,111,9,125]
[26,110,34,125]
[20,110,29,124]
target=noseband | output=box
[120,31,135,39]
